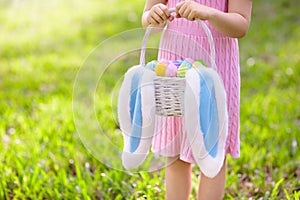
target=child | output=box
[142,0,252,199]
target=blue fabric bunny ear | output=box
[118,65,156,169]
[184,67,228,178]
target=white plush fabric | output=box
[118,66,156,169]
[185,68,228,178]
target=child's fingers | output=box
[175,0,185,10]
[175,1,189,18]
[182,8,191,19]
[148,4,170,25]
[147,13,165,25]
[187,12,196,21]
[147,12,162,25]
[175,1,200,21]
[147,15,160,25]
[153,9,167,22]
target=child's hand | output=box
[175,0,212,21]
[146,3,174,26]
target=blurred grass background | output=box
[0,0,299,199]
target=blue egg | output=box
[145,60,157,71]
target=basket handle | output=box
[140,8,217,70]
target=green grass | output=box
[0,0,299,199]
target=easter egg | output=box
[166,62,177,77]
[177,59,193,78]
[154,62,167,76]
[185,58,194,66]
[172,60,182,68]
[193,59,207,68]
[145,60,157,71]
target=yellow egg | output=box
[154,62,167,76]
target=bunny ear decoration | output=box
[184,67,228,178]
[118,65,156,169]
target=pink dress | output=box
[152,0,240,162]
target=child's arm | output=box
[176,0,252,38]
[142,0,174,29]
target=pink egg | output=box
[166,62,178,77]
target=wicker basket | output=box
[154,76,185,116]
[140,15,216,117]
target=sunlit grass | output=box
[0,0,299,199]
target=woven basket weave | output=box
[154,76,185,116]
[141,11,216,117]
